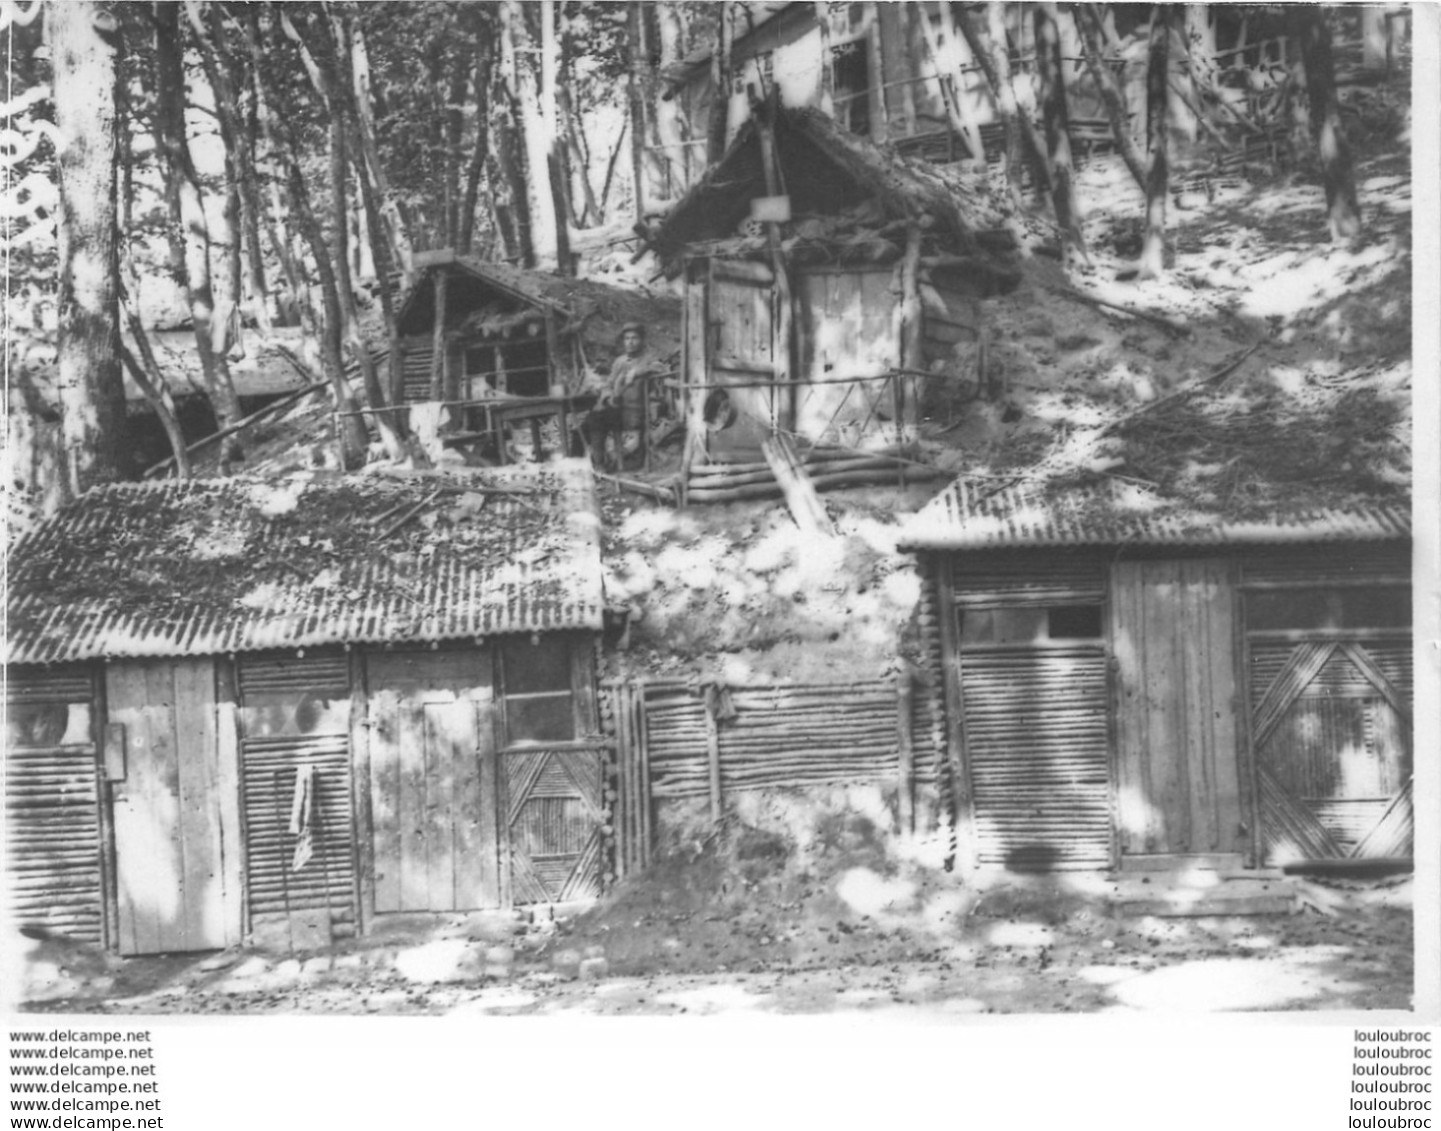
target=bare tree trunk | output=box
[503,1,559,269]
[1138,5,1171,279]
[627,1,650,225]
[955,3,1046,208]
[539,0,573,273]
[48,0,128,495]
[254,11,368,467]
[655,3,690,194]
[1291,6,1362,241]
[1034,2,1086,260]
[154,3,244,463]
[118,317,190,479]
[350,17,414,278]
[1073,4,1147,189]
[706,1,732,163]
[557,78,600,225]
[458,32,495,254]
[918,4,984,161]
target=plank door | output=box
[797,269,899,447]
[1111,560,1247,861]
[502,749,604,905]
[705,260,777,459]
[105,659,242,955]
[1250,639,1412,862]
[366,651,500,913]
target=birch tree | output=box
[47,0,129,495]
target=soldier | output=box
[585,322,663,469]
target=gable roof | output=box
[6,461,604,665]
[648,105,1006,267]
[898,477,1411,552]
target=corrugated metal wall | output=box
[3,666,104,943]
[961,646,1112,869]
[238,654,359,940]
[951,555,1113,870]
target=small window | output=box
[501,636,574,745]
[1247,586,1410,632]
[830,39,871,136]
[960,605,1103,646]
[6,702,91,748]
[1048,605,1104,640]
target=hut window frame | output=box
[1243,583,1411,638]
[828,35,873,136]
[958,601,1106,649]
[498,636,576,747]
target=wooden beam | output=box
[762,433,837,536]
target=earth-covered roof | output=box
[7,460,604,665]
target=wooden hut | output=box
[378,252,680,460]
[5,461,608,954]
[898,479,1413,874]
[647,104,1018,499]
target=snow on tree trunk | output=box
[1292,7,1362,242]
[1138,4,1171,280]
[47,0,128,496]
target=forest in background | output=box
[1,2,1405,513]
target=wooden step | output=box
[1106,874,1299,918]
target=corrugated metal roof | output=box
[898,477,1411,552]
[7,461,604,665]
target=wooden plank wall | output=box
[105,658,240,955]
[364,650,500,914]
[4,666,105,944]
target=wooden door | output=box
[706,260,777,459]
[502,749,604,904]
[1250,640,1412,862]
[366,651,500,913]
[797,269,899,446]
[1111,560,1247,862]
[105,659,242,955]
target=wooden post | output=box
[896,673,915,834]
[754,104,795,433]
[637,685,651,867]
[705,695,723,825]
[935,555,975,870]
[429,269,447,401]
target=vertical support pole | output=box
[705,694,723,825]
[429,269,447,401]
[636,683,652,868]
[896,672,915,835]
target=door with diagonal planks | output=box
[502,748,604,904]
[1250,639,1412,863]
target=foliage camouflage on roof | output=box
[648,105,1010,267]
[394,256,683,363]
[7,461,604,664]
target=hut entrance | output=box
[704,260,781,460]
[105,658,243,956]
[1245,585,1412,864]
[365,650,502,914]
[1111,560,1247,867]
